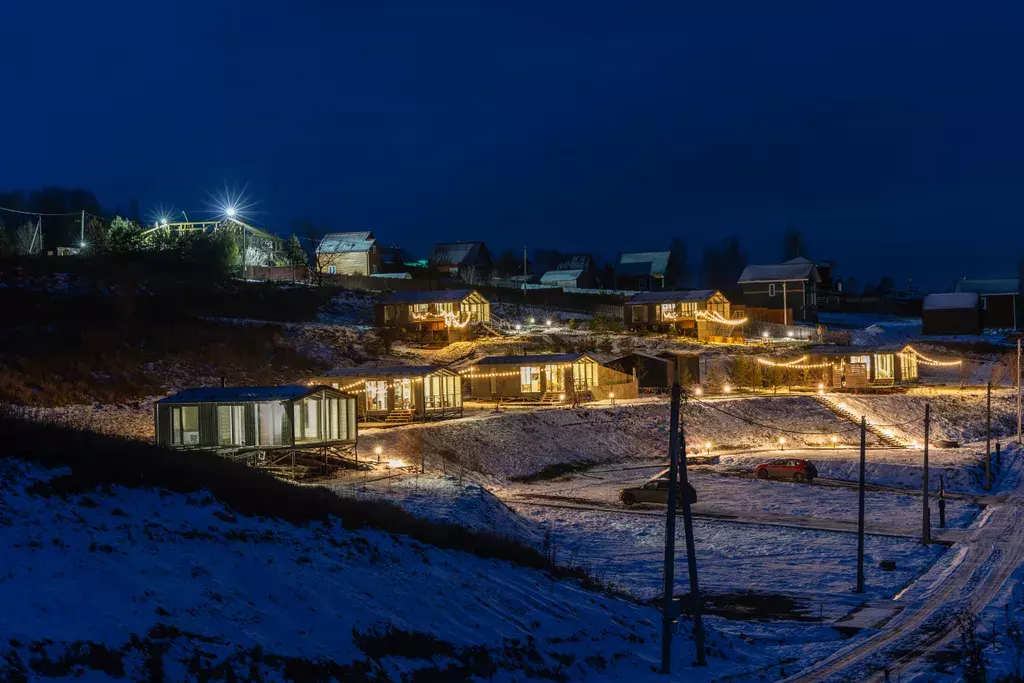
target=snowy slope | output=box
[0,458,748,681]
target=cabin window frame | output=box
[216,404,246,446]
[171,405,200,446]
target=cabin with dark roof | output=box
[624,289,743,339]
[316,232,381,276]
[605,352,703,391]
[375,289,491,331]
[155,385,358,476]
[614,251,674,291]
[954,278,1019,330]
[738,257,821,324]
[428,242,492,283]
[804,345,921,390]
[313,366,463,423]
[465,353,637,402]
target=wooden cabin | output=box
[465,353,638,402]
[154,386,358,475]
[954,278,1019,330]
[428,242,492,283]
[316,232,381,276]
[375,290,491,331]
[738,257,821,324]
[315,366,463,423]
[614,251,674,291]
[624,289,743,339]
[922,293,981,335]
[606,352,703,390]
[797,345,920,390]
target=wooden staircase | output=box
[384,409,415,425]
[814,395,909,448]
[540,392,565,406]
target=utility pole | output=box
[986,382,992,491]
[782,281,789,326]
[856,416,866,594]
[938,475,946,528]
[80,210,85,248]
[660,383,681,675]
[678,417,706,666]
[923,404,931,545]
[1018,337,1022,445]
[522,246,528,291]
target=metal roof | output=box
[630,289,719,305]
[316,232,376,254]
[607,352,672,365]
[539,269,585,284]
[429,242,487,267]
[557,254,593,271]
[924,292,978,310]
[616,251,671,277]
[320,366,456,378]
[157,385,341,404]
[738,261,821,283]
[954,278,1020,295]
[474,353,592,366]
[381,289,481,305]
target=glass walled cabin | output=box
[316,366,463,420]
[155,386,357,450]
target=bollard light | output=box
[831,435,838,449]
[704,442,711,455]
[723,384,732,393]
[693,386,703,396]
[374,445,383,463]
[546,320,552,326]
[529,317,535,324]
[778,437,786,450]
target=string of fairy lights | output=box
[694,310,749,326]
[756,345,962,370]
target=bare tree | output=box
[15,219,41,255]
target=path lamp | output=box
[779,437,786,451]
[723,384,732,394]
[610,390,616,406]
[831,435,838,449]
[704,442,711,456]
[374,445,383,463]
[693,386,703,396]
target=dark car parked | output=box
[619,469,698,507]
[754,458,818,482]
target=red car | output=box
[754,458,818,483]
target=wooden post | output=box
[857,416,866,594]
[1018,337,1022,444]
[938,475,946,528]
[660,383,681,675]
[923,404,931,545]
[678,418,706,666]
[986,382,992,491]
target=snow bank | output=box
[0,458,747,680]
[360,397,880,480]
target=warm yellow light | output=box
[779,437,786,444]
[723,384,731,393]
[609,391,615,398]
[818,383,824,390]
[693,386,703,396]
[817,389,824,395]
[559,393,565,400]
[529,317,535,324]
[831,435,837,442]
[762,331,770,338]
[546,320,552,326]
[374,446,383,455]
[705,442,711,450]
[387,459,405,469]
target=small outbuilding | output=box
[954,278,1019,330]
[606,352,703,390]
[316,232,381,276]
[465,353,637,402]
[922,293,981,336]
[154,385,358,476]
[315,366,463,423]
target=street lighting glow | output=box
[693,386,703,396]
[374,446,382,455]
[723,384,732,393]
[778,437,786,450]
[546,320,552,326]
[225,205,237,218]
[762,331,770,339]
[704,442,711,454]
[529,317,535,324]
[514,324,522,331]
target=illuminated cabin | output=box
[624,290,742,339]
[375,290,491,331]
[786,344,937,390]
[315,366,463,423]
[465,353,638,402]
[154,386,358,474]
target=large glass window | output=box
[520,366,542,393]
[394,378,413,409]
[171,406,200,446]
[366,380,388,412]
[217,405,246,446]
[901,352,918,380]
[545,364,564,392]
[257,401,288,446]
[293,396,323,443]
[574,360,599,389]
[875,354,894,380]
[660,303,678,320]
[632,305,648,323]
[849,355,872,373]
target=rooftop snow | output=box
[428,242,486,267]
[616,251,671,277]
[630,289,719,304]
[157,385,334,404]
[923,292,979,310]
[382,289,478,304]
[539,269,584,284]
[316,232,376,254]
[954,278,1021,295]
[738,261,821,283]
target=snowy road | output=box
[784,444,1024,681]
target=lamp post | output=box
[779,437,786,451]
[374,445,382,463]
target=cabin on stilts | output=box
[375,289,492,341]
[315,366,463,424]
[154,385,358,478]
[464,353,638,403]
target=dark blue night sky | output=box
[2,1,1022,288]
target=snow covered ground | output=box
[0,457,760,681]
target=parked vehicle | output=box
[619,469,698,507]
[754,458,818,482]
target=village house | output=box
[614,251,674,291]
[954,277,1019,330]
[154,385,358,475]
[314,366,462,424]
[922,293,981,335]
[465,353,638,403]
[623,289,744,339]
[375,289,491,332]
[762,344,961,391]
[606,351,703,391]
[315,232,381,276]
[539,254,598,289]
[428,242,492,283]
[738,257,821,324]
